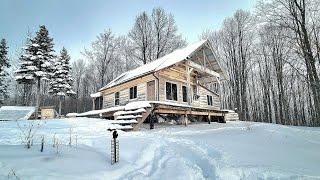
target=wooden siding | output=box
[157,65,220,110]
[103,93,113,108]
[101,64,221,110]
[102,75,154,108]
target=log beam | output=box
[186,60,220,78]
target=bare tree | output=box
[205,10,253,121]
[129,8,186,64]
[258,0,320,125]
[151,7,186,59]
[83,29,119,88]
[71,59,86,112]
[129,12,153,64]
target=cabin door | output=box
[147,80,155,101]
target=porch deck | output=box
[99,101,228,118]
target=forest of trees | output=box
[0,1,319,126]
[202,0,320,126]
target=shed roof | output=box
[100,40,210,91]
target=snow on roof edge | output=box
[90,92,102,98]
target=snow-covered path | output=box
[0,118,319,179]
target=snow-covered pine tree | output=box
[0,38,10,105]
[49,47,75,117]
[15,25,55,118]
[14,33,35,105]
[15,36,36,83]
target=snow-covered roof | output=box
[0,106,36,121]
[90,92,102,98]
[100,40,208,91]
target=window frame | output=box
[129,86,137,99]
[114,92,120,106]
[182,85,188,102]
[193,85,199,100]
[165,81,178,101]
[207,95,213,106]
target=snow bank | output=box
[66,113,78,117]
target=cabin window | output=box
[166,82,177,101]
[182,86,187,102]
[207,95,213,106]
[114,92,120,106]
[212,82,220,95]
[193,85,199,100]
[94,96,103,110]
[129,86,137,99]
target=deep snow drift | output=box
[0,118,319,179]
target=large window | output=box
[166,82,177,101]
[129,86,137,99]
[182,85,187,102]
[207,95,213,106]
[115,92,120,106]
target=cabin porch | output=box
[98,101,228,131]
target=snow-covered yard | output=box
[0,118,319,179]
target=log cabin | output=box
[88,40,235,130]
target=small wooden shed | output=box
[40,106,57,119]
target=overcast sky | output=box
[0,0,257,61]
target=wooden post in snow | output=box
[40,135,44,152]
[185,61,193,126]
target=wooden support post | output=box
[208,115,211,124]
[216,76,221,106]
[150,112,155,129]
[92,98,95,110]
[185,64,193,127]
[184,112,188,126]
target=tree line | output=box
[202,0,320,126]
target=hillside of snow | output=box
[0,118,319,179]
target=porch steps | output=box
[133,107,153,131]
[112,103,154,131]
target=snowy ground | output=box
[0,118,320,180]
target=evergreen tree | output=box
[15,36,37,84]
[49,47,75,116]
[15,25,55,117]
[0,38,10,105]
[15,35,37,106]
